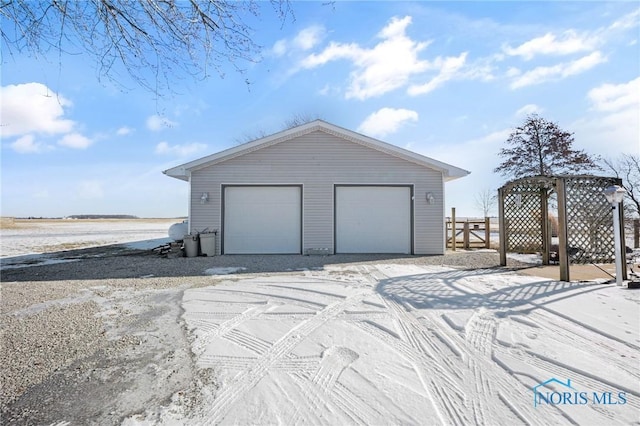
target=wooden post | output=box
[556,178,570,282]
[445,218,449,249]
[451,207,456,251]
[541,188,550,265]
[485,217,491,249]
[498,188,507,266]
[463,221,470,249]
[634,219,639,249]
[618,203,628,281]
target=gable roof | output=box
[163,120,470,181]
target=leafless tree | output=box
[234,112,322,145]
[601,153,640,218]
[282,112,321,129]
[1,0,292,93]
[474,188,497,218]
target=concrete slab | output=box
[515,262,623,282]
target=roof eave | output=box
[163,167,190,181]
[444,168,471,182]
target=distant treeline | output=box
[66,215,139,219]
[12,215,185,220]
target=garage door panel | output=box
[336,186,411,254]
[224,186,301,254]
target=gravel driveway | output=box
[1,247,527,425]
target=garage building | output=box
[163,120,469,255]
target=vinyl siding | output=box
[190,130,445,255]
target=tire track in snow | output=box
[279,372,325,425]
[523,310,640,379]
[286,347,374,425]
[199,355,255,370]
[498,346,640,407]
[189,301,277,354]
[312,346,359,393]
[459,309,543,425]
[378,267,569,425]
[436,276,631,425]
[222,329,272,355]
[331,382,384,425]
[272,354,321,372]
[192,290,369,426]
[199,354,320,373]
[464,309,496,425]
[374,295,470,425]
[367,265,475,424]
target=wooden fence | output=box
[446,213,492,250]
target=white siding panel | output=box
[190,131,445,255]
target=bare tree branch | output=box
[601,153,640,218]
[0,0,293,94]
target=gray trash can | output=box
[183,234,199,257]
[200,232,216,256]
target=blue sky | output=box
[1,1,638,218]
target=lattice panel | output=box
[500,175,622,267]
[564,176,619,264]
[502,177,554,253]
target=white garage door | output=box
[335,186,412,254]
[224,186,301,254]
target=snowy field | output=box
[127,264,640,425]
[0,218,177,258]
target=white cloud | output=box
[10,134,53,154]
[58,133,93,149]
[515,104,544,117]
[408,52,468,96]
[302,16,432,100]
[272,39,288,57]
[608,8,640,31]
[0,83,75,137]
[358,108,419,138]
[293,25,324,50]
[506,67,521,78]
[574,76,640,156]
[272,25,325,57]
[510,51,606,89]
[146,114,177,131]
[116,126,133,136]
[461,128,512,149]
[503,30,599,60]
[155,141,207,157]
[587,76,640,112]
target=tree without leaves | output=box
[494,114,600,180]
[601,153,640,218]
[0,0,292,93]
[234,112,322,145]
[474,188,497,217]
[282,112,322,130]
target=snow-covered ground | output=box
[127,264,640,425]
[3,219,638,424]
[0,219,177,258]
